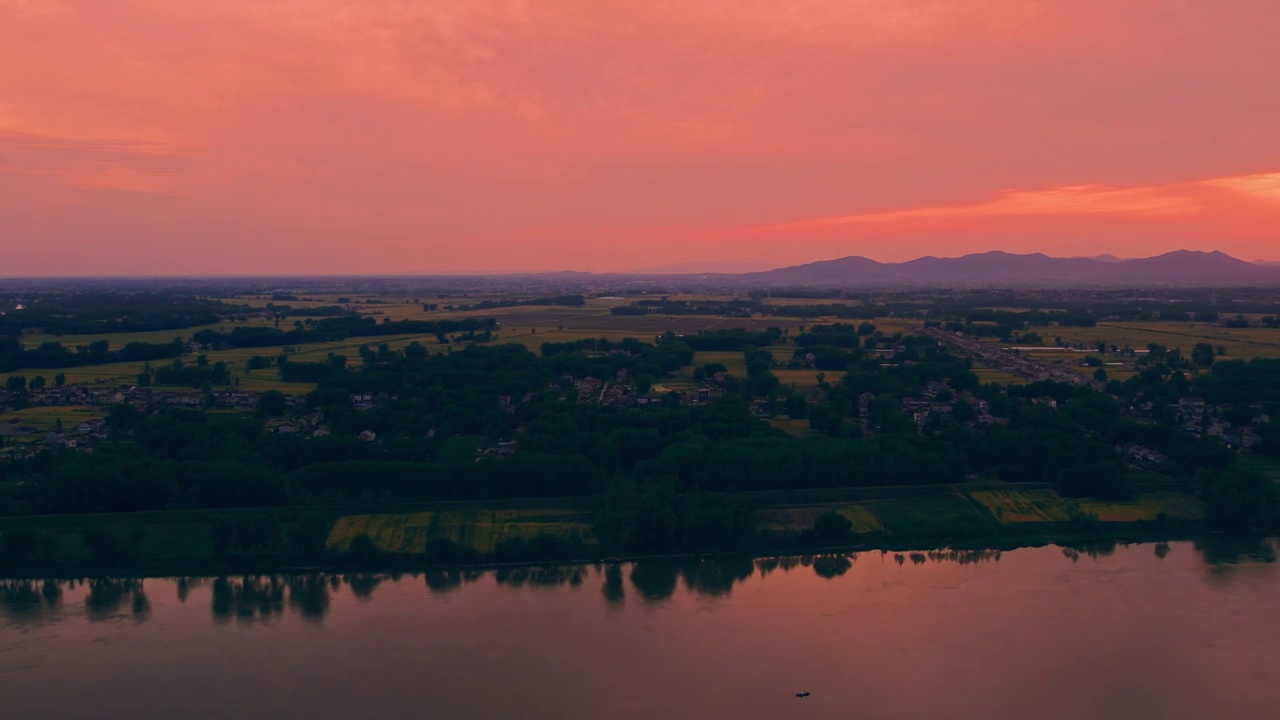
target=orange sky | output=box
[2,0,1279,275]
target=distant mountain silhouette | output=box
[744,250,1280,287]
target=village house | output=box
[0,418,30,437]
[42,432,77,450]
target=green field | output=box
[1236,455,1280,482]
[766,417,817,437]
[326,508,594,554]
[693,351,747,377]
[870,495,996,538]
[758,504,882,534]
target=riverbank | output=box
[0,482,1211,578]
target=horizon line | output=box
[1,248,1278,280]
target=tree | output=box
[1093,368,1108,382]
[256,390,288,418]
[29,375,46,390]
[813,511,853,544]
[404,341,428,362]
[1202,466,1278,530]
[54,373,65,387]
[1192,343,1217,368]
[635,373,653,395]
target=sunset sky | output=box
[2,0,1279,275]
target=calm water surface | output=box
[3,540,1279,719]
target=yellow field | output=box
[325,508,594,554]
[1046,322,1280,361]
[971,489,1205,524]
[693,351,747,377]
[0,406,106,433]
[970,490,1074,523]
[773,369,824,389]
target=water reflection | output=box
[86,579,150,622]
[813,555,852,579]
[680,557,754,596]
[288,575,331,622]
[210,576,286,623]
[346,574,383,600]
[425,568,482,594]
[630,561,679,601]
[602,563,625,604]
[2,540,1277,628]
[1061,540,1118,563]
[1195,536,1278,567]
[494,565,586,589]
[0,579,63,619]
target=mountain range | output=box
[734,250,1280,287]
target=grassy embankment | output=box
[0,483,1207,577]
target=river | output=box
[3,539,1278,719]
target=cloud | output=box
[1205,173,1280,202]
[773,183,1205,233]
[0,1,1279,273]
[0,129,196,196]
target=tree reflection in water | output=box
[680,557,754,597]
[812,555,852,579]
[0,579,63,620]
[4,541,1275,627]
[625,557,757,601]
[345,574,383,601]
[1195,536,1278,567]
[85,578,149,622]
[602,563,625,605]
[287,575,330,622]
[495,565,586,589]
[629,561,679,601]
[210,576,286,623]
[1063,541,1119,563]
[424,568,482,594]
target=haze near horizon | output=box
[2,1,1279,275]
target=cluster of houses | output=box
[0,384,279,412]
[898,381,1004,428]
[565,366,645,407]
[270,411,328,437]
[1177,397,1268,451]
[0,417,109,458]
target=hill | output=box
[743,250,1280,288]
